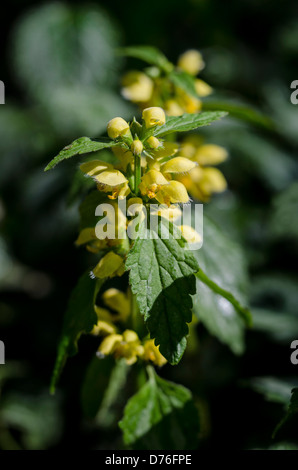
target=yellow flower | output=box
[92,251,124,279]
[151,204,182,222]
[177,49,205,76]
[192,144,228,166]
[102,288,131,322]
[165,99,185,116]
[79,160,113,177]
[155,180,189,206]
[94,169,129,199]
[131,140,143,156]
[91,320,117,336]
[160,157,197,174]
[121,71,154,103]
[112,146,134,171]
[139,169,169,199]
[142,339,167,367]
[195,79,213,97]
[177,89,202,114]
[97,330,144,365]
[146,136,162,149]
[178,225,202,244]
[107,117,130,139]
[142,107,166,128]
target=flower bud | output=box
[146,136,162,149]
[156,180,189,206]
[177,50,205,76]
[195,79,213,97]
[142,107,166,128]
[161,157,197,174]
[131,140,143,155]
[107,117,130,139]
[194,144,228,166]
[121,71,154,103]
[178,225,202,244]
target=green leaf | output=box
[50,272,102,394]
[273,388,298,438]
[119,368,200,450]
[79,190,107,230]
[192,216,250,354]
[153,111,227,137]
[168,70,197,98]
[118,46,173,73]
[44,137,116,171]
[125,219,199,365]
[81,356,115,419]
[270,182,298,240]
[247,377,296,405]
[252,308,298,342]
[202,100,275,130]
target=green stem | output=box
[195,269,252,327]
[134,154,141,196]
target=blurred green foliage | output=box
[0,0,298,450]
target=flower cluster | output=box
[91,287,167,366]
[121,50,213,116]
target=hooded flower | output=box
[97,330,144,365]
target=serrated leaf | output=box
[118,46,173,73]
[168,70,198,98]
[273,388,298,438]
[125,219,199,365]
[50,273,103,393]
[153,111,227,137]
[119,369,200,450]
[192,216,250,354]
[44,137,116,171]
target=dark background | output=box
[0,0,298,450]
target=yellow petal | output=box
[94,169,128,188]
[75,228,97,246]
[112,146,134,171]
[178,225,202,244]
[161,157,197,174]
[142,339,167,367]
[80,160,113,176]
[122,330,140,343]
[177,50,205,75]
[92,252,124,279]
[121,71,154,102]
[199,167,227,195]
[142,107,166,128]
[139,170,169,197]
[165,99,184,116]
[146,136,162,149]
[91,320,117,336]
[151,205,182,222]
[156,180,189,205]
[94,305,115,322]
[194,144,228,166]
[107,117,130,139]
[98,334,123,356]
[102,288,131,320]
[151,142,179,159]
[195,79,213,97]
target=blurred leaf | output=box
[119,368,200,450]
[252,308,298,342]
[168,70,197,98]
[12,3,121,93]
[270,182,298,240]
[154,111,227,137]
[274,388,298,438]
[81,356,115,419]
[126,219,199,365]
[192,216,249,354]
[96,359,129,427]
[267,442,298,450]
[50,273,102,393]
[45,137,116,171]
[203,100,275,130]
[118,45,173,73]
[247,377,297,405]
[196,269,252,326]
[0,393,62,450]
